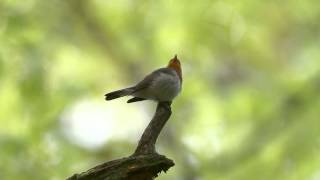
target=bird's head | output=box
[168,55,182,82]
[168,55,181,68]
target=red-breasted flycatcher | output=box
[105,55,182,103]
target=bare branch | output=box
[67,102,175,180]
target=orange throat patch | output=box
[168,63,182,82]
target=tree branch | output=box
[67,102,175,180]
[133,102,172,155]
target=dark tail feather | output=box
[105,88,134,101]
[127,97,146,103]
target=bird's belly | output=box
[134,75,181,101]
[151,79,180,101]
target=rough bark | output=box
[67,102,174,180]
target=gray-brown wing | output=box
[133,68,175,92]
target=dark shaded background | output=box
[1,0,320,179]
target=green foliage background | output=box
[1,0,320,179]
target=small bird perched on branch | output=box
[105,55,182,103]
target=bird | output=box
[105,55,182,103]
